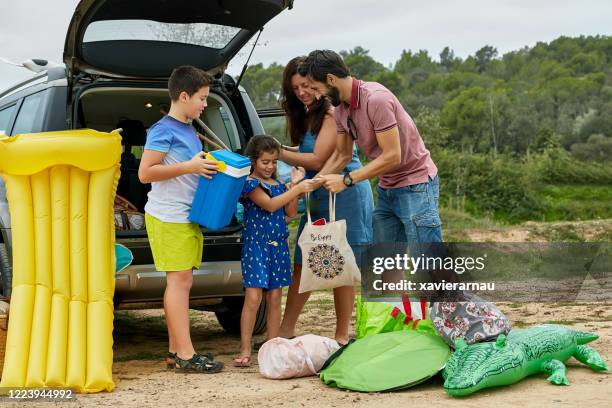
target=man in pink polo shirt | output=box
[302,50,442,245]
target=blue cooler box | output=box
[189,150,251,229]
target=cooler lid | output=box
[210,150,251,169]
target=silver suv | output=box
[0,0,294,334]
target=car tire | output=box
[0,243,11,297]
[215,296,267,335]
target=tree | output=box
[440,47,460,70]
[413,107,450,153]
[441,87,489,152]
[238,62,285,108]
[475,45,498,73]
[394,49,437,76]
[340,46,386,80]
[374,70,404,95]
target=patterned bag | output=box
[114,195,145,231]
[298,193,361,293]
[430,292,512,347]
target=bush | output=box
[529,147,612,184]
[435,150,544,223]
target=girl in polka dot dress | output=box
[234,135,315,367]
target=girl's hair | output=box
[280,56,331,146]
[244,135,281,177]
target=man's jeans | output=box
[373,176,443,245]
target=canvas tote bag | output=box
[298,192,361,293]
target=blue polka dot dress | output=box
[240,178,292,290]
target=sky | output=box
[1,0,611,91]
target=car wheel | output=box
[215,296,267,335]
[0,243,11,297]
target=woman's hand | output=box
[291,166,306,184]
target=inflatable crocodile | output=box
[443,324,609,397]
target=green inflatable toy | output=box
[443,324,609,397]
[355,296,436,338]
[320,330,450,392]
[115,243,133,272]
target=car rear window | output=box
[83,20,241,49]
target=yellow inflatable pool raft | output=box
[0,129,121,392]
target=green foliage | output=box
[413,107,450,152]
[570,134,612,162]
[475,45,498,73]
[436,150,544,222]
[238,62,284,108]
[340,46,386,80]
[535,184,612,221]
[433,148,612,223]
[529,148,612,184]
[239,36,612,223]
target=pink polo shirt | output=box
[334,79,437,188]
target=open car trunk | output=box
[76,84,245,239]
[64,0,292,78]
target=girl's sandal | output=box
[166,351,214,370]
[174,353,224,374]
[232,355,252,368]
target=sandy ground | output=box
[4,297,610,408]
[3,220,611,407]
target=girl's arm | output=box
[283,167,306,218]
[279,112,337,171]
[248,180,314,213]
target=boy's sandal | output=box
[174,353,224,374]
[166,351,214,369]
[232,355,252,368]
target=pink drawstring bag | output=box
[258,334,340,379]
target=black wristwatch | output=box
[343,172,354,187]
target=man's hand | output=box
[297,179,316,194]
[187,151,219,179]
[318,174,346,193]
[291,166,306,184]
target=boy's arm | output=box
[138,150,218,183]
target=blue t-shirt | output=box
[144,115,203,223]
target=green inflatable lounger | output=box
[320,330,451,392]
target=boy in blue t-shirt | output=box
[139,66,223,373]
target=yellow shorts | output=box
[145,213,203,272]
